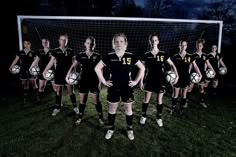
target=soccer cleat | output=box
[139,116,147,125]
[170,108,176,115]
[105,130,114,140]
[73,107,79,115]
[200,102,208,108]
[98,119,104,125]
[156,119,163,127]
[52,108,60,116]
[127,130,134,141]
[182,103,188,108]
[179,108,184,115]
[75,118,82,125]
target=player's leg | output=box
[52,85,63,116]
[212,79,218,96]
[156,91,164,127]
[51,80,57,93]
[91,93,104,125]
[38,79,47,100]
[179,87,188,114]
[140,91,152,125]
[199,83,207,108]
[186,82,194,105]
[171,87,180,115]
[105,88,119,140]
[21,79,29,102]
[30,78,39,101]
[66,84,79,114]
[75,93,88,125]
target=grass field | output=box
[0,84,236,157]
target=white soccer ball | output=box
[165,71,177,84]
[11,65,21,74]
[68,72,80,84]
[219,67,227,75]
[31,66,40,76]
[205,69,215,79]
[190,72,200,83]
[45,69,55,80]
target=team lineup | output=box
[9,32,227,141]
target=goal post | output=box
[16,15,223,55]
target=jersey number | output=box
[123,58,131,65]
[157,56,164,62]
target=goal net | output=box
[17,16,223,56]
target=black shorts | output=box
[107,85,134,103]
[54,71,67,86]
[144,77,166,93]
[20,70,36,80]
[173,76,190,89]
[79,79,99,94]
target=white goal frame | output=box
[17,15,223,52]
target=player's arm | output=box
[166,58,179,85]
[43,56,55,79]
[65,60,78,84]
[219,58,227,73]
[192,60,202,80]
[29,56,40,73]
[206,60,216,75]
[128,60,145,88]
[95,60,113,87]
[9,55,20,73]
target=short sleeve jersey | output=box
[192,52,208,73]
[16,50,35,70]
[102,52,138,86]
[36,49,53,71]
[171,53,194,77]
[141,51,169,80]
[52,47,75,74]
[76,52,101,80]
[207,53,222,71]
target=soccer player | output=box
[171,40,202,115]
[66,36,104,125]
[9,39,38,102]
[139,32,179,127]
[187,39,215,108]
[43,33,79,116]
[95,33,145,140]
[29,37,56,100]
[204,45,227,95]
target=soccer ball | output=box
[68,72,80,84]
[219,67,227,75]
[205,69,215,79]
[31,66,40,76]
[45,69,55,80]
[11,65,21,74]
[190,72,200,83]
[165,71,176,84]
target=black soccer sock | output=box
[180,98,186,108]
[108,113,116,130]
[200,93,206,103]
[95,101,103,120]
[23,89,29,100]
[141,103,149,117]
[38,91,44,99]
[70,94,77,108]
[172,98,178,109]
[55,95,62,109]
[126,115,133,130]
[156,104,163,119]
[78,103,86,119]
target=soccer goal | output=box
[17,16,223,55]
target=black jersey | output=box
[76,52,100,80]
[141,51,169,80]
[16,50,35,71]
[207,53,222,71]
[52,47,75,78]
[171,53,193,78]
[36,49,53,71]
[192,52,208,73]
[102,52,138,86]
